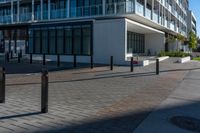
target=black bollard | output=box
[130,57,134,72]
[110,56,113,71]
[156,59,159,75]
[41,69,48,113]
[57,54,60,67]
[30,54,32,64]
[43,54,46,66]
[18,53,21,63]
[90,55,93,69]
[0,67,5,103]
[73,55,77,68]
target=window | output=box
[65,27,72,54]
[57,28,64,54]
[35,30,41,53]
[42,29,48,54]
[28,29,34,53]
[49,28,56,54]
[82,26,91,55]
[127,31,145,54]
[73,27,81,55]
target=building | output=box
[0,0,189,65]
[187,10,197,35]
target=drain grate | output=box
[170,116,200,133]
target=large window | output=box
[57,27,64,54]
[127,31,145,54]
[82,26,91,55]
[49,28,56,54]
[73,27,81,55]
[35,29,41,53]
[28,22,92,56]
[65,27,72,54]
[42,28,48,54]
[28,29,34,53]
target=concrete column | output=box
[48,0,50,20]
[40,0,43,20]
[67,0,70,17]
[11,0,13,23]
[102,0,105,15]
[32,0,34,21]
[144,0,147,16]
[151,0,154,20]
[17,0,20,22]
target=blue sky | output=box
[190,0,200,36]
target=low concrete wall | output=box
[178,56,191,63]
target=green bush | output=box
[158,51,190,57]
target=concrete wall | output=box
[93,19,126,65]
[145,33,165,55]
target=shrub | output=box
[158,51,190,57]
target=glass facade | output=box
[28,22,92,56]
[127,31,145,54]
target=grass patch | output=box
[193,57,200,61]
[158,51,190,57]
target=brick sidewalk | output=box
[0,59,199,133]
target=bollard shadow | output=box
[0,112,42,120]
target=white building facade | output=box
[0,0,189,65]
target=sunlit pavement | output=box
[0,58,200,133]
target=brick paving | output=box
[0,58,200,133]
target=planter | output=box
[158,56,169,61]
[178,56,191,63]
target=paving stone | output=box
[0,58,199,132]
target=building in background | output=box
[0,0,190,65]
[187,10,197,34]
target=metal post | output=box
[0,67,5,103]
[131,57,134,72]
[18,52,20,63]
[41,69,48,113]
[156,59,159,75]
[73,55,77,68]
[57,54,60,67]
[90,55,93,69]
[30,54,32,64]
[43,54,46,66]
[110,56,113,71]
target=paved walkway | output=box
[0,58,199,133]
[133,66,200,133]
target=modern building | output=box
[187,10,197,35]
[0,0,189,65]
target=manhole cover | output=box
[170,116,200,132]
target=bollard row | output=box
[0,67,5,103]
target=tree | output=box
[188,31,198,50]
[197,37,200,44]
[176,34,186,51]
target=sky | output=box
[189,0,200,37]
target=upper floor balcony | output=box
[0,0,187,36]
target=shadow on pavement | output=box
[0,112,42,120]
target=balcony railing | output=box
[153,13,158,23]
[136,2,144,16]
[145,8,151,20]
[20,13,32,22]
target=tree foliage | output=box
[197,37,200,44]
[188,31,198,50]
[176,34,185,43]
